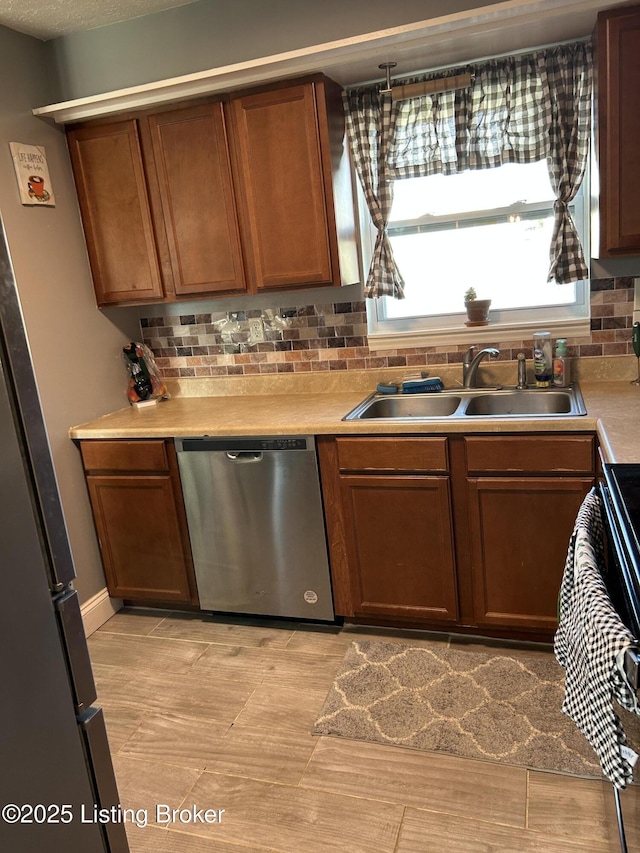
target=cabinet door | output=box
[147,102,247,296]
[340,474,458,622]
[467,477,593,631]
[596,6,640,255]
[231,83,334,291]
[67,120,164,305]
[86,474,195,603]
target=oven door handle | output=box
[600,483,640,664]
[624,648,640,691]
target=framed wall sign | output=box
[10,142,56,206]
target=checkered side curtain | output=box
[343,87,405,298]
[539,43,592,284]
[344,42,592,298]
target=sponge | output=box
[401,377,444,394]
[376,381,400,394]
[376,371,444,394]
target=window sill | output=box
[367,316,591,351]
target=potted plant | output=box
[464,287,491,326]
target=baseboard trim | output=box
[80,588,122,637]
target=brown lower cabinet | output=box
[318,432,596,638]
[338,473,458,622]
[79,439,198,604]
[466,477,593,632]
[78,431,596,637]
[319,436,458,623]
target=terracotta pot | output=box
[464,298,491,326]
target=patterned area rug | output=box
[314,639,605,777]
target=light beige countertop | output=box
[581,381,640,463]
[69,375,640,464]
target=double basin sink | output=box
[343,385,587,421]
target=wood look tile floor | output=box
[90,609,640,853]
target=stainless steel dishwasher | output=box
[174,436,334,621]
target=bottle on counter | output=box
[533,331,553,388]
[553,339,571,387]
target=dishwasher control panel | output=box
[179,436,309,453]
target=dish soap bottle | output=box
[533,331,552,387]
[553,339,570,387]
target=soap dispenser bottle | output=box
[553,339,570,387]
[533,331,553,387]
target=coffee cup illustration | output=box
[28,175,45,198]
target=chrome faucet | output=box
[462,346,500,388]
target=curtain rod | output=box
[379,62,473,100]
[352,34,592,93]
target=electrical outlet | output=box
[248,318,265,343]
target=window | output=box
[367,159,590,347]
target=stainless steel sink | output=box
[350,394,462,419]
[343,385,587,421]
[463,389,581,416]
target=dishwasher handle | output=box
[226,450,263,462]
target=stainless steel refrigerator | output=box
[0,221,129,853]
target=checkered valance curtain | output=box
[343,41,592,299]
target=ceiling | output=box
[33,0,635,124]
[0,0,199,40]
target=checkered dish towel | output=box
[554,490,640,789]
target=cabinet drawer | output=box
[80,440,169,472]
[336,437,448,473]
[464,435,595,474]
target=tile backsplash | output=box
[140,277,636,379]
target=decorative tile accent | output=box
[139,279,636,378]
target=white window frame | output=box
[365,167,591,350]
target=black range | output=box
[600,464,640,642]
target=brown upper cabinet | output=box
[231,80,357,292]
[148,102,247,297]
[595,4,640,256]
[67,120,165,305]
[66,75,360,307]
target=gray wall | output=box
[46,0,496,100]
[0,25,140,603]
